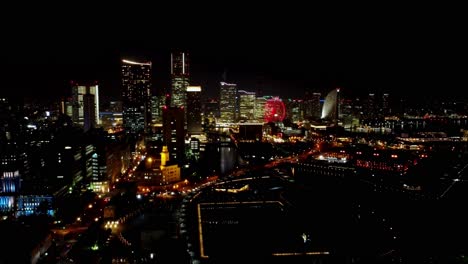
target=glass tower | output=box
[121,59,152,135]
[171,52,189,108]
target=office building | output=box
[83,93,96,132]
[186,86,202,134]
[219,82,237,123]
[203,99,219,126]
[163,106,185,164]
[71,82,99,126]
[171,52,189,108]
[151,95,165,124]
[121,59,152,134]
[238,90,256,122]
[254,96,267,123]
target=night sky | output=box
[0,7,466,103]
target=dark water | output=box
[200,143,238,175]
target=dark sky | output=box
[0,6,466,103]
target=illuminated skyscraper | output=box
[151,95,165,124]
[71,82,100,126]
[238,90,256,122]
[219,82,237,123]
[171,52,189,108]
[186,86,202,134]
[121,59,152,134]
[254,96,267,123]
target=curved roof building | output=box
[321,88,338,120]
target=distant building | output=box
[219,82,237,123]
[71,82,100,126]
[284,99,303,122]
[203,99,219,126]
[238,90,256,122]
[254,96,267,123]
[186,86,202,134]
[151,95,165,124]
[321,88,339,121]
[163,106,185,164]
[366,93,376,119]
[83,93,96,132]
[310,92,321,119]
[381,93,390,117]
[171,52,189,109]
[121,59,152,135]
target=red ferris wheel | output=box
[264,97,286,122]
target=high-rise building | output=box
[219,82,237,123]
[285,99,303,122]
[121,59,152,135]
[171,52,189,108]
[83,93,96,132]
[311,93,321,119]
[366,93,376,119]
[254,96,267,123]
[151,95,165,124]
[382,93,390,117]
[238,90,256,122]
[71,82,100,126]
[186,86,202,134]
[162,107,185,164]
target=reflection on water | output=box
[202,143,238,175]
[220,146,237,175]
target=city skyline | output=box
[0,43,466,104]
[1,4,466,104]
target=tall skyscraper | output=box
[311,93,322,119]
[219,82,237,123]
[186,86,202,134]
[254,96,267,123]
[171,52,189,108]
[163,107,185,163]
[83,93,96,132]
[238,90,256,122]
[285,99,303,122]
[121,59,152,135]
[366,93,376,119]
[150,95,165,124]
[71,82,99,126]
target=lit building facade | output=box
[366,93,376,119]
[238,90,256,122]
[121,59,152,134]
[71,82,100,126]
[160,146,180,184]
[203,99,219,126]
[171,52,189,108]
[151,95,165,124]
[219,82,237,123]
[254,96,267,123]
[186,86,202,134]
[285,99,303,122]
